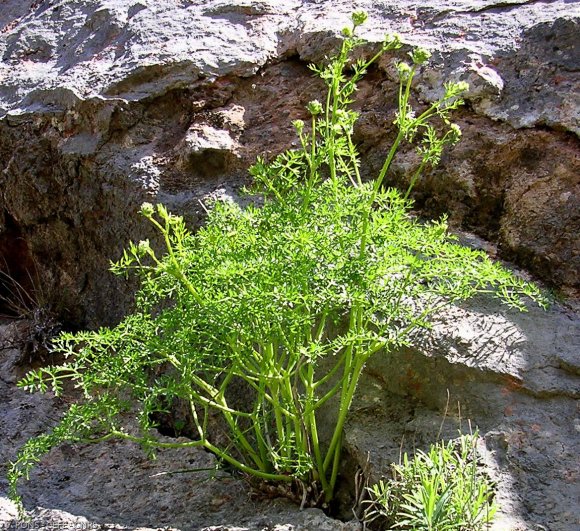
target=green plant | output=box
[364,433,497,530]
[8,12,545,515]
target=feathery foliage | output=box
[8,12,545,516]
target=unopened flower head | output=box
[449,123,462,141]
[293,119,305,132]
[140,202,155,217]
[446,80,470,97]
[351,11,368,27]
[138,239,151,252]
[307,100,323,116]
[411,47,431,65]
[383,33,402,49]
[396,61,412,80]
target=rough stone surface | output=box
[0,0,578,326]
[0,2,579,530]
[345,296,580,531]
[1,300,579,529]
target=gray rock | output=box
[5,1,574,133]
[0,0,578,326]
[345,297,580,531]
[0,4,579,527]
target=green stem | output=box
[203,439,292,483]
[147,216,204,305]
[374,129,405,196]
[358,129,406,261]
[305,362,331,493]
[312,348,346,390]
[252,385,269,468]
[346,132,362,187]
[111,429,204,449]
[328,430,343,500]
[314,375,345,410]
[284,374,305,457]
[327,39,350,195]
[190,374,264,469]
[322,353,365,476]
[310,115,318,184]
[269,380,287,455]
[111,430,290,483]
[322,309,357,473]
[357,67,421,260]
[404,160,428,200]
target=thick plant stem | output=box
[284,376,305,457]
[190,374,264,470]
[322,354,366,499]
[328,431,343,499]
[252,381,270,467]
[322,309,359,474]
[305,362,331,494]
[110,424,293,483]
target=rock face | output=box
[0,0,578,325]
[1,300,579,530]
[344,296,580,531]
[0,2,579,530]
